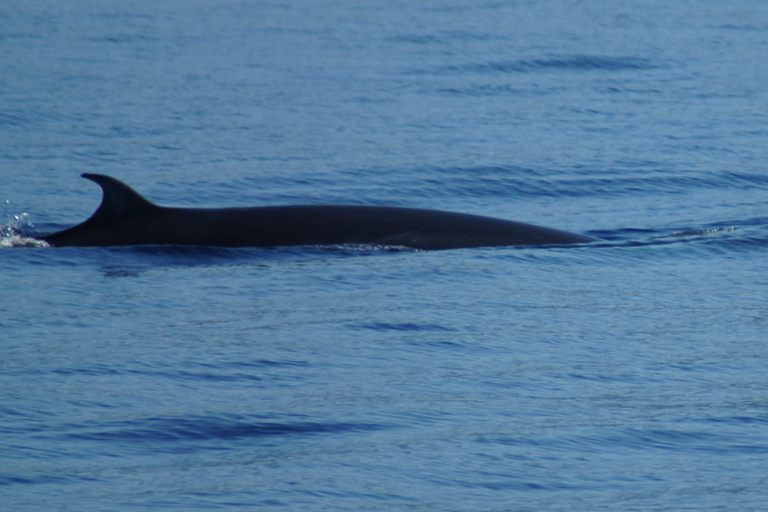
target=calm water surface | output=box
[3,1,768,510]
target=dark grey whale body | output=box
[43,174,597,250]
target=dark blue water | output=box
[4,1,768,510]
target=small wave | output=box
[390,30,493,45]
[437,84,543,97]
[485,222,768,268]
[0,112,24,126]
[592,223,767,250]
[0,475,77,486]
[350,322,456,332]
[671,226,739,237]
[222,166,768,204]
[402,167,768,200]
[428,55,657,75]
[484,426,755,455]
[61,414,389,446]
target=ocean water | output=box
[3,1,768,510]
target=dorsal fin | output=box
[42,174,162,246]
[81,173,160,224]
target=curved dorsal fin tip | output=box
[81,172,117,184]
[82,174,159,222]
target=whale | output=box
[42,174,598,250]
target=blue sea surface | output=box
[3,1,768,510]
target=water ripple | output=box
[60,414,390,445]
[420,55,659,76]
